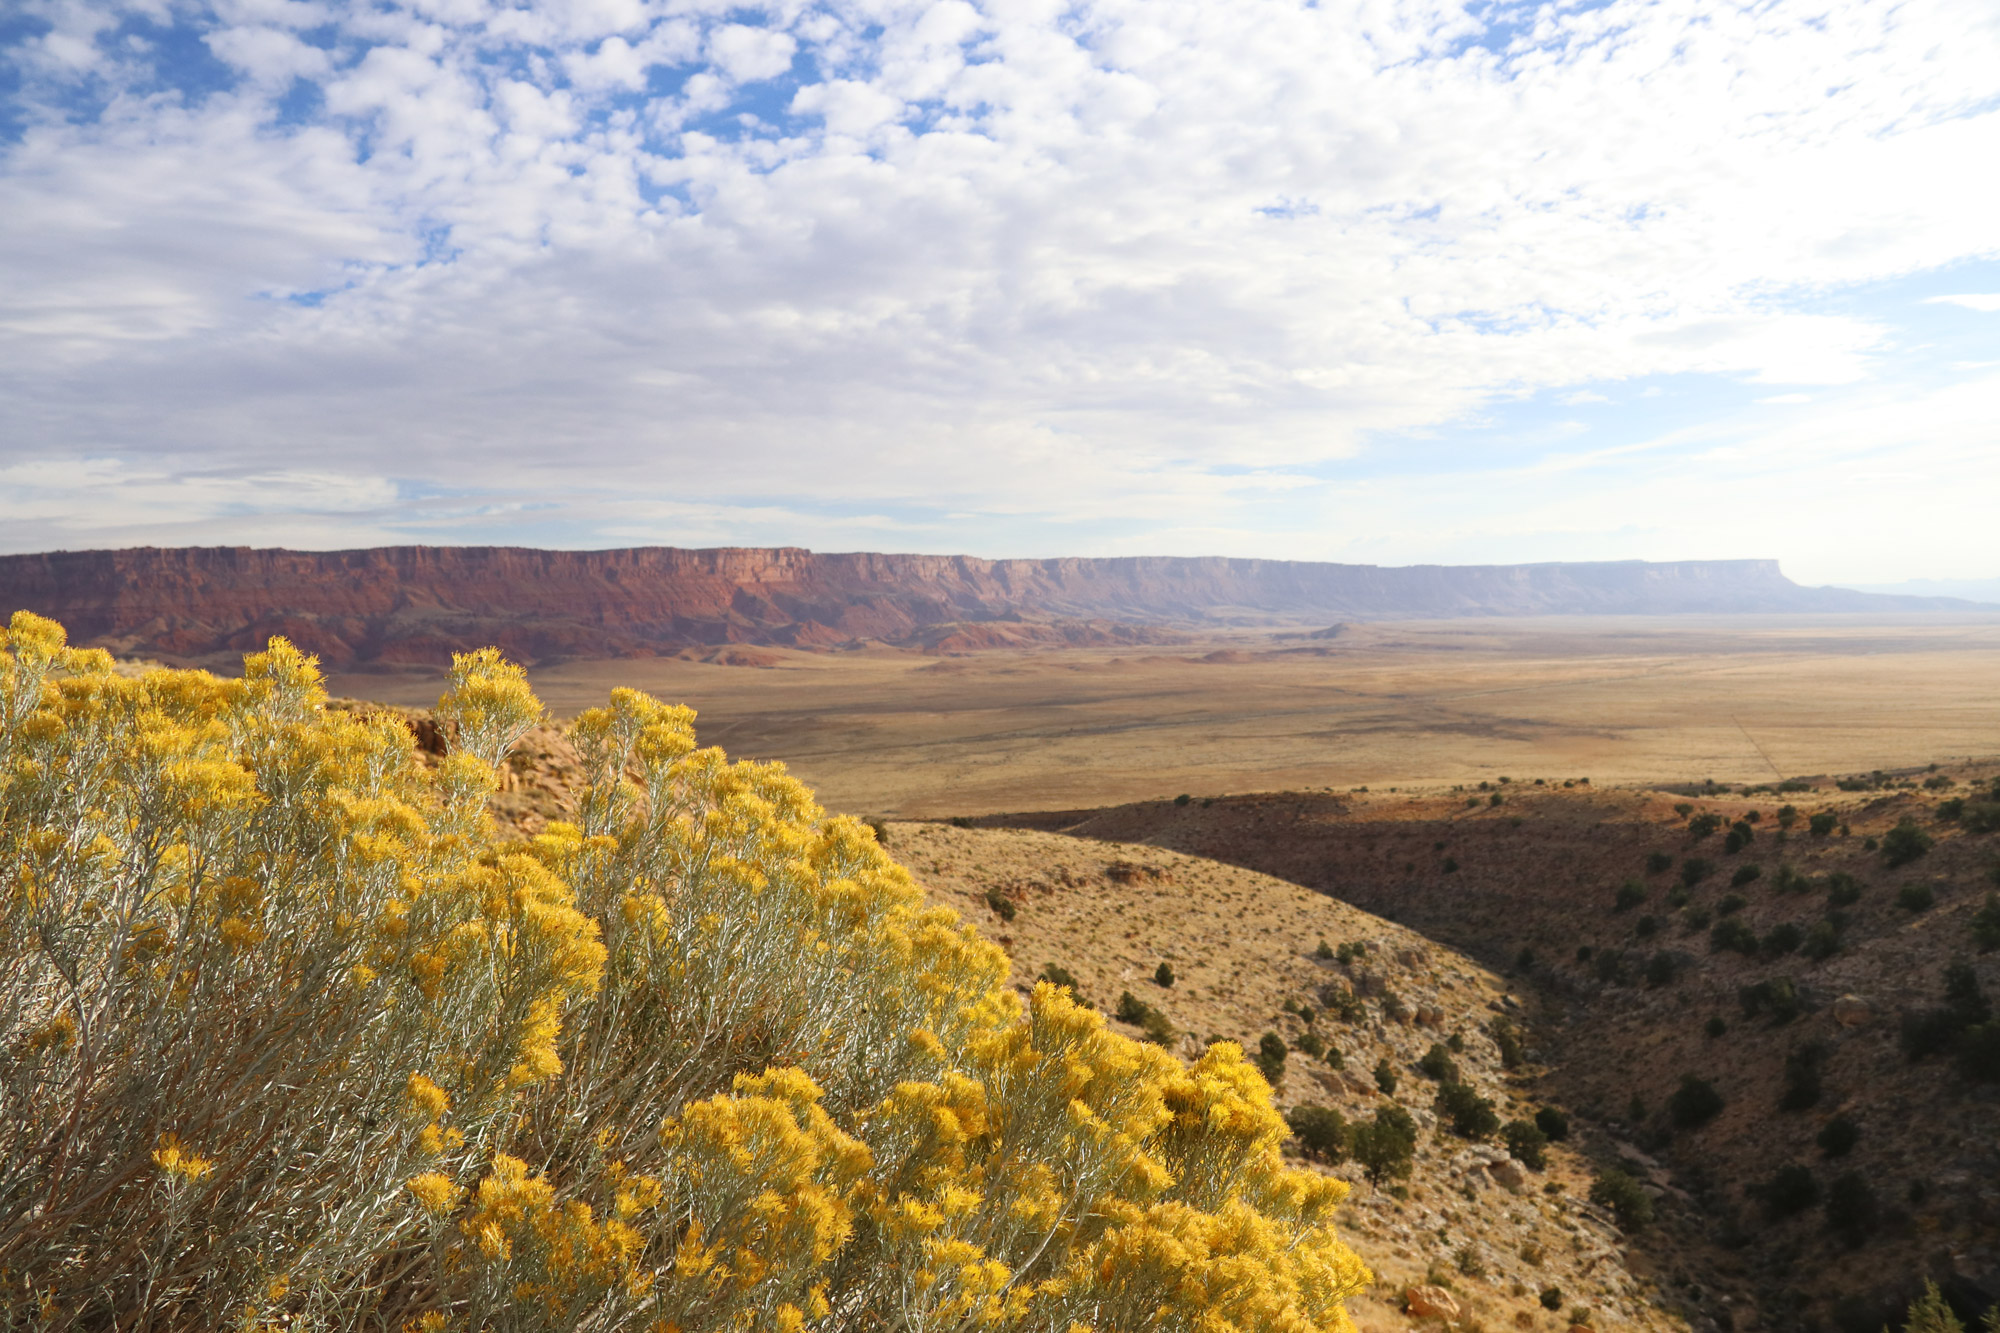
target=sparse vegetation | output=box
[1115,989,1177,1047]
[1588,1169,1654,1231]
[1760,1163,1821,1219]
[1779,1041,1828,1111]
[1502,1118,1548,1170]
[1897,882,1937,913]
[1883,819,1935,868]
[1255,1030,1289,1081]
[1372,1056,1400,1096]
[1349,1105,1418,1184]
[1533,1106,1569,1141]
[1817,1115,1860,1158]
[1435,1081,1500,1140]
[1667,1074,1725,1128]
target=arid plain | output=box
[330,612,2000,815]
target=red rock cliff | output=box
[0,545,1951,667]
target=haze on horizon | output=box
[2,0,1997,588]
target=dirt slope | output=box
[979,775,2000,1331]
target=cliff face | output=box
[0,545,1974,667]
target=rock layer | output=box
[0,544,1973,667]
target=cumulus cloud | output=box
[0,0,1997,578]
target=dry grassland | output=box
[332,613,2000,816]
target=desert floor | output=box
[329,612,2000,817]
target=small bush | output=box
[1418,1043,1460,1082]
[1958,1021,2000,1082]
[1809,811,1838,837]
[1760,1163,1821,1219]
[1688,812,1723,840]
[1683,905,1713,932]
[1945,961,1990,1026]
[1826,872,1864,908]
[1718,893,1748,916]
[1779,1041,1827,1111]
[1502,1119,1548,1170]
[1771,862,1809,894]
[1115,991,1177,1048]
[1286,1105,1349,1162]
[1668,1074,1724,1128]
[1435,1081,1500,1140]
[1592,948,1629,985]
[1762,922,1805,957]
[1666,886,1691,909]
[1039,963,1092,1007]
[1314,938,1335,959]
[1372,1057,1399,1095]
[1614,880,1647,912]
[1645,851,1674,874]
[1730,863,1762,888]
[1254,1030,1287,1081]
[1777,804,1799,829]
[1740,976,1803,1023]
[1153,961,1175,987]
[1898,883,1937,913]
[1322,1043,1345,1071]
[1645,951,1684,987]
[1442,856,1459,873]
[1349,1106,1418,1183]
[1900,1008,1963,1061]
[1724,822,1755,855]
[1710,918,1757,955]
[1824,1172,1880,1246]
[1972,894,2000,952]
[1961,801,2000,834]
[1534,1106,1570,1141]
[1588,1169,1654,1231]
[1817,1115,1860,1157]
[1317,983,1366,1023]
[1801,919,1841,961]
[1883,819,1935,868]
[1174,793,1192,806]
[984,886,1017,921]
[1681,857,1715,888]
[1295,1029,1325,1059]
[1540,1288,1564,1311]
[1634,914,1660,939]
[1490,1017,1526,1069]
[1704,1015,1727,1038]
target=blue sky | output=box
[2,0,1997,586]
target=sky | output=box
[2,0,1998,586]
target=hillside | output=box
[1,545,1980,669]
[977,774,2000,1331]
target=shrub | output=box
[1666,886,1691,909]
[1614,880,1647,912]
[1825,1172,1880,1246]
[1683,905,1713,932]
[1255,1030,1289,1081]
[1174,793,1192,806]
[1645,951,1684,987]
[1116,991,1177,1047]
[1718,893,1748,916]
[1349,1106,1418,1183]
[1826,872,1864,908]
[1973,894,2000,951]
[1724,822,1755,855]
[1809,812,1838,837]
[1760,1164,1821,1219]
[1710,918,1758,955]
[1635,914,1661,939]
[1039,962,1093,1008]
[1730,863,1762,888]
[1372,1057,1399,1095]
[1645,851,1674,874]
[1314,937,1335,959]
[1901,1008,1965,1061]
[1777,804,1799,829]
[1322,1042,1345,1071]
[1801,919,1841,960]
[1588,1169,1654,1231]
[984,886,1017,921]
[1817,1115,1860,1158]
[1540,1287,1565,1311]
[1296,1029,1325,1059]
[1771,862,1809,894]
[1681,857,1714,887]
[1154,960,1176,987]
[1779,1041,1828,1111]
[1435,1082,1500,1140]
[1287,1105,1350,1162]
[1945,962,1991,1026]
[0,615,1379,1331]
[1704,1016,1728,1038]
[1688,812,1723,840]
[1898,882,1937,913]
[1745,979,1803,1026]
[1442,856,1459,873]
[1961,801,2000,834]
[1592,948,1629,984]
[1958,1022,2000,1082]
[1317,982,1366,1023]
[1490,1017,1526,1069]
[1762,922,1805,957]
[1502,1119,1548,1170]
[1883,819,1936,868]
[1668,1075,1725,1129]
[1418,1042,1460,1082]
[1533,1106,1569,1142]
[1938,797,1966,821]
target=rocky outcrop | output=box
[0,545,1978,668]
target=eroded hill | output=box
[977,773,2000,1332]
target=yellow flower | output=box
[406,1173,463,1216]
[405,1073,450,1120]
[151,1134,214,1182]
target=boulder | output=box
[1405,1285,1463,1321]
[1833,994,1873,1027]
[1490,1158,1529,1191]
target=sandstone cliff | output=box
[0,545,1974,667]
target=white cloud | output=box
[1928,293,2000,312]
[1,0,1998,577]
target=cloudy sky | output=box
[3,0,1997,584]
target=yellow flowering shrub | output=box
[0,614,1368,1331]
